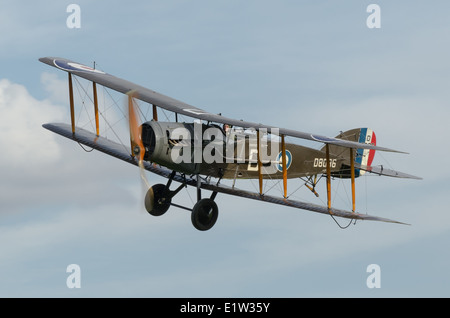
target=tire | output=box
[145,184,171,216]
[191,198,219,231]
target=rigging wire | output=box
[71,74,132,156]
[65,72,375,229]
[330,213,356,229]
[73,76,95,132]
[77,142,94,152]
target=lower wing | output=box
[43,122,409,225]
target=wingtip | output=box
[379,146,409,154]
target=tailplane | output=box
[322,128,376,178]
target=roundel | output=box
[276,150,292,172]
[53,59,105,74]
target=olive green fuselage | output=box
[143,122,361,180]
[199,139,345,180]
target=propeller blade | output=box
[128,91,144,162]
[127,91,153,211]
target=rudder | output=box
[321,128,376,178]
[354,128,376,177]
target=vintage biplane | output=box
[39,57,420,230]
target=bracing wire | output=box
[77,142,94,152]
[330,213,356,229]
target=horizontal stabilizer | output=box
[357,163,422,180]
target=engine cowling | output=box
[141,121,198,174]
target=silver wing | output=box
[39,57,407,154]
[43,122,409,225]
[39,57,420,226]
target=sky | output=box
[1,1,449,298]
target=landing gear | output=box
[303,175,320,198]
[144,171,220,231]
[191,198,219,231]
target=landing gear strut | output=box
[145,171,220,231]
[303,175,320,197]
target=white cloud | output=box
[1,1,449,297]
[0,78,64,168]
[40,72,69,105]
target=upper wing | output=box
[39,57,407,154]
[43,122,408,225]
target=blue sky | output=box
[1,1,449,297]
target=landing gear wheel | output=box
[145,183,171,216]
[191,198,219,231]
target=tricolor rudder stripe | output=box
[355,128,376,177]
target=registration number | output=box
[313,158,337,168]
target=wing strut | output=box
[68,73,75,134]
[281,135,288,198]
[325,144,332,213]
[152,104,158,121]
[92,82,100,136]
[350,148,356,212]
[67,73,101,137]
[257,130,263,195]
[325,146,357,214]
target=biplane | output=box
[39,57,421,230]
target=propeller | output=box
[127,91,153,211]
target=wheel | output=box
[191,198,219,231]
[145,184,171,216]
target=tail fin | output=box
[322,128,376,178]
[354,128,376,176]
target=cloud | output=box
[40,72,69,105]
[0,59,442,297]
[0,75,132,214]
[0,78,64,168]
[1,0,448,297]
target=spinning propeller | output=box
[127,91,153,211]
